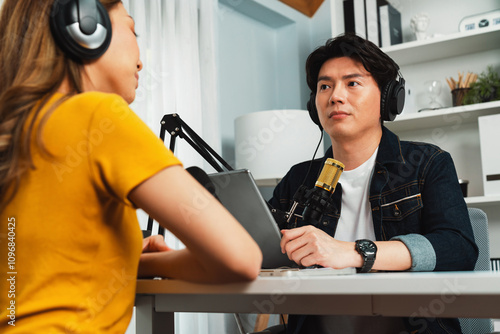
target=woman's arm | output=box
[129,165,262,283]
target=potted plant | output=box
[463,65,500,105]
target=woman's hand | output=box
[142,235,172,253]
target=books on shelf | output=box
[365,0,379,45]
[378,1,402,47]
[343,0,366,39]
[343,0,402,47]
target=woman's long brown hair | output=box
[0,0,121,212]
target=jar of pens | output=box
[446,72,477,107]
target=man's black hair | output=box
[305,33,400,93]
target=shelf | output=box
[385,100,500,133]
[383,26,500,66]
[466,195,500,207]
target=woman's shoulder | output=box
[39,92,142,144]
[64,92,129,110]
[52,92,133,122]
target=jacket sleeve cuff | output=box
[391,234,436,271]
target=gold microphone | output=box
[301,158,344,225]
[315,158,344,193]
[285,158,344,227]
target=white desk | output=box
[135,271,500,334]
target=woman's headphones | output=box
[307,74,406,129]
[50,0,112,61]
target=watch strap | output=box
[358,253,376,273]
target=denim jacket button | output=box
[394,209,401,217]
[322,221,329,226]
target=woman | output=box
[0,0,262,332]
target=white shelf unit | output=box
[386,100,500,132]
[383,28,500,209]
[382,26,500,66]
[465,195,500,207]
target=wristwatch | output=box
[355,239,377,273]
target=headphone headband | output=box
[78,0,98,35]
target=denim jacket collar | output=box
[376,126,405,166]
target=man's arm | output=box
[280,225,411,270]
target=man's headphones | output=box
[50,0,112,61]
[307,75,406,129]
[380,76,406,122]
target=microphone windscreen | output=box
[315,158,344,194]
[186,166,219,201]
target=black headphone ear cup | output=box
[380,80,394,122]
[50,0,112,61]
[392,81,406,119]
[380,79,405,122]
[307,92,323,131]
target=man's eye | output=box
[319,84,330,90]
[348,81,359,87]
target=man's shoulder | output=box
[383,126,445,157]
[399,139,445,156]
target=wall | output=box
[217,0,500,171]
[217,0,333,167]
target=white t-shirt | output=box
[334,148,378,242]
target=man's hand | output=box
[280,226,361,269]
[142,235,172,253]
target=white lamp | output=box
[235,110,324,186]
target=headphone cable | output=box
[299,129,324,187]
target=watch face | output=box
[357,239,377,256]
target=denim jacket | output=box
[269,126,478,333]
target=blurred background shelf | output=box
[386,100,500,132]
[383,26,500,66]
[466,195,500,207]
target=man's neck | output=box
[330,127,382,171]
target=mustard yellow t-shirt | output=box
[0,92,181,333]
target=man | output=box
[269,34,478,333]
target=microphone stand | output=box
[145,113,234,237]
[161,114,234,173]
